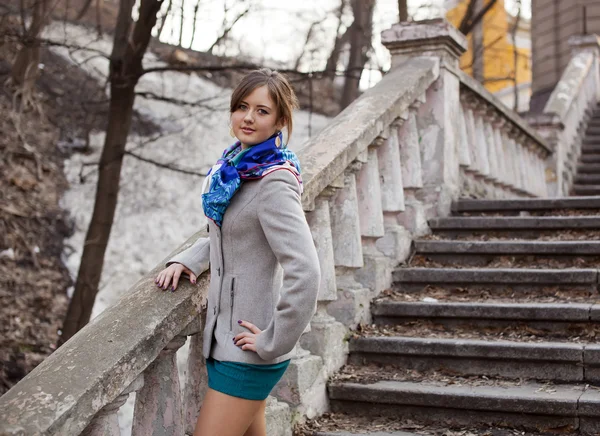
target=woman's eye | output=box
[238,104,247,110]
[258,109,268,115]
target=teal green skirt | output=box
[206,357,291,401]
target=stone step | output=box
[429,216,600,232]
[315,432,418,436]
[306,414,568,435]
[348,336,600,382]
[329,379,600,434]
[582,144,600,153]
[575,174,600,185]
[415,240,600,254]
[573,184,600,196]
[413,240,600,267]
[578,163,600,174]
[452,196,600,214]
[381,284,599,305]
[580,154,600,163]
[372,299,600,336]
[393,268,598,291]
[372,300,598,322]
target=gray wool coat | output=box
[167,169,321,364]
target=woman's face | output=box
[231,85,282,150]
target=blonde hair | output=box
[230,68,299,139]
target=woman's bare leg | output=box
[193,388,266,436]
[243,399,267,436]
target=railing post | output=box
[181,314,207,435]
[301,190,348,374]
[132,335,187,436]
[382,18,467,218]
[83,376,144,436]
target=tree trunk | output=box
[512,0,522,112]
[398,0,408,21]
[11,0,49,104]
[471,0,485,82]
[325,0,348,80]
[60,0,164,345]
[340,0,375,109]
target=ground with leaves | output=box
[0,71,72,394]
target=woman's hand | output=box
[155,263,197,292]
[233,320,262,352]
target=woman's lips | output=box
[241,127,255,134]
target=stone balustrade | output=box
[458,72,552,199]
[529,35,600,196]
[0,18,559,436]
[0,232,212,435]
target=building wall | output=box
[532,0,600,99]
[447,0,532,95]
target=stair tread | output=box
[415,240,600,254]
[354,320,599,345]
[372,300,597,321]
[430,216,600,229]
[316,432,418,436]
[303,413,533,436]
[394,267,598,283]
[382,285,597,304]
[351,334,598,353]
[329,379,600,416]
[453,196,600,212]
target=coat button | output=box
[217,267,221,276]
[206,224,209,233]
[213,306,217,315]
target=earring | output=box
[229,127,235,138]
[275,135,282,147]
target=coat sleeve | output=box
[166,236,211,278]
[254,170,321,361]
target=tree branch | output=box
[208,3,251,54]
[460,0,498,36]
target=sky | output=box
[156,0,532,88]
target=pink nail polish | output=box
[237,320,242,324]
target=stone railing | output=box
[458,72,552,199]
[529,35,600,196]
[0,19,556,436]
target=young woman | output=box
[155,68,321,436]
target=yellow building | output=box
[446,0,531,103]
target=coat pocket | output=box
[229,277,235,331]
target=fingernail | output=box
[191,279,196,284]
[237,320,242,324]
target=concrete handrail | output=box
[532,34,600,196]
[0,232,208,435]
[298,57,439,211]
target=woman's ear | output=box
[276,117,287,132]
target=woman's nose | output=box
[243,110,254,122]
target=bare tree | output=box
[208,1,251,54]
[10,0,51,110]
[398,0,408,21]
[511,0,522,111]
[341,0,376,109]
[459,0,498,36]
[156,0,173,40]
[59,0,164,344]
[325,0,349,80]
[178,0,185,47]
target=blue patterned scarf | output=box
[201,131,303,227]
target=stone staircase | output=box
[574,108,600,196]
[303,197,600,436]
